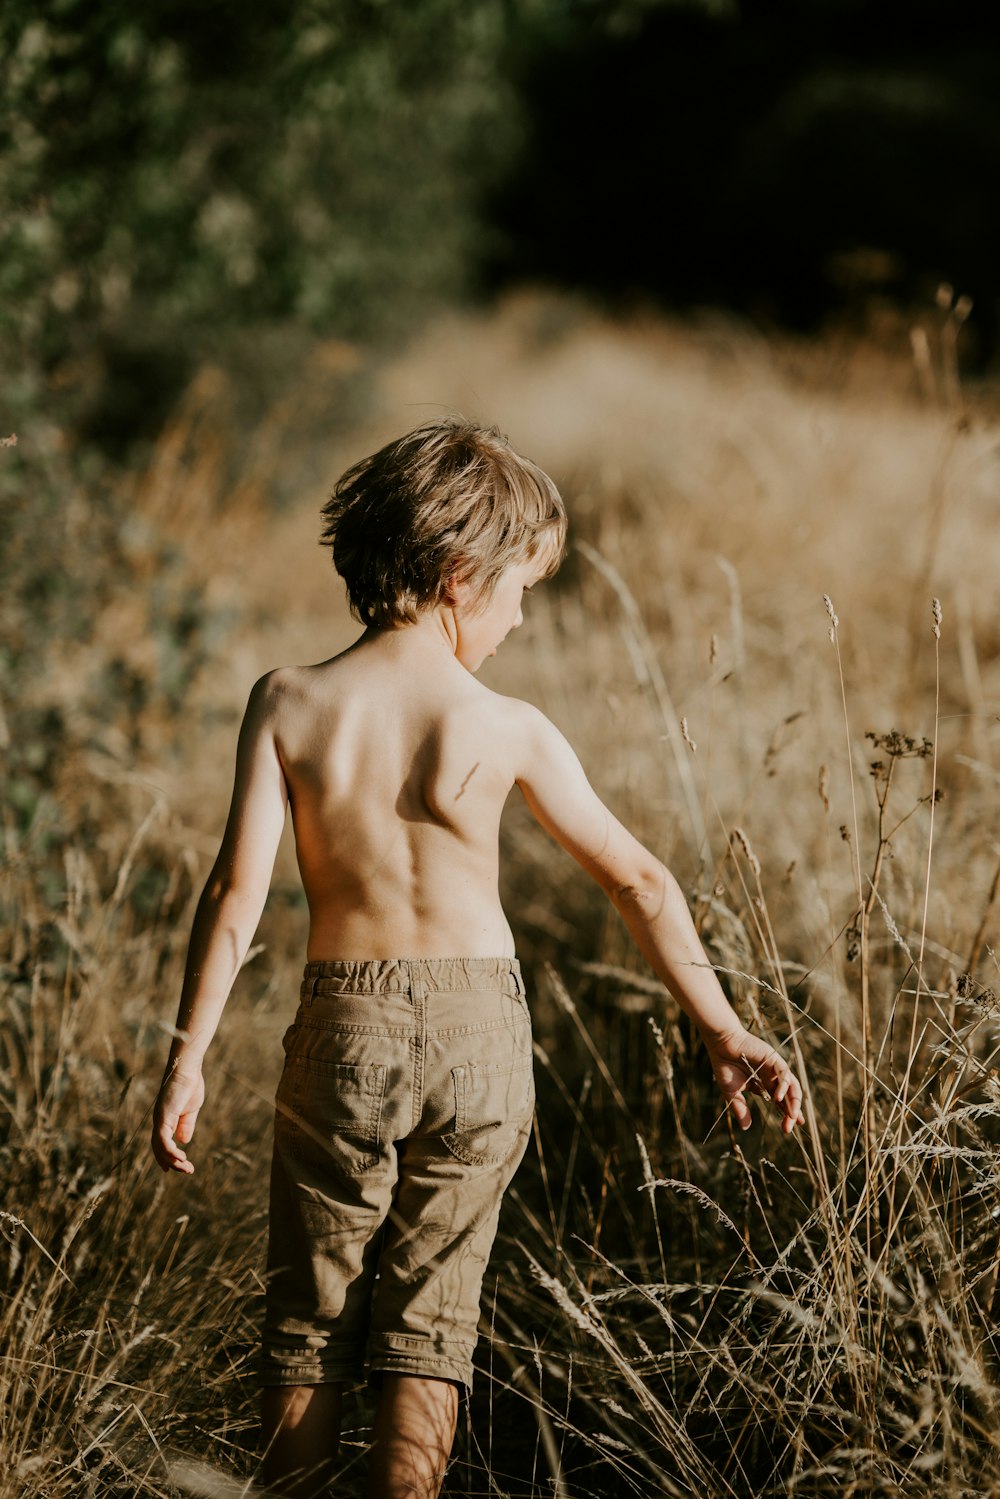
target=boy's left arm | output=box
[513,703,805,1135]
[151,674,289,1174]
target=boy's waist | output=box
[300,956,524,1001]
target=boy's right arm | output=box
[513,704,804,1134]
[151,674,289,1174]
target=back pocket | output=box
[281,1056,387,1177]
[444,1054,534,1168]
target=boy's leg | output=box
[366,1373,459,1499]
[261,1383,342,1497]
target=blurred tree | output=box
[4,0,996,453]
[0,0,522,438]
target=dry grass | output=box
[4,292,1000,1495]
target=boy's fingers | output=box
[717,1047,804,1132]
[728,1092,753,1130]
[783,1077,803,1114]
[741,1060,804,1131]
[779,1092,805,1132]
[161,1141,194,1173]
[152,1117,196,1173]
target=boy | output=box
[151,417,804,1499]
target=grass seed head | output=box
[822,593,839,641]
[731,826,761,876]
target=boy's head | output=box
[320,417,567,629]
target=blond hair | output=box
[320,417,566,628]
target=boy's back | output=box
[269,630,525,960]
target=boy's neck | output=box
[359,609,460,662]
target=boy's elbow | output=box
[607,858,672,912]
[202,874,269,913]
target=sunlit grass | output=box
[4,293,1000,1495]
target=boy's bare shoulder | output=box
[244,662,336,716]
[232,667,328,755]
[480,686,543,731]
[242,665,301,718]
[477,690,591,795]
[473,686,565,764]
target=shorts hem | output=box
[259,1357,365,1388]
[368,1353,474,1393]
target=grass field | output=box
[4,290,1000,1496]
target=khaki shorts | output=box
[260,957,533,1392]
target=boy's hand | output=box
[151,1065,206,1174]
[704,1027,805,1135]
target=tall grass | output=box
[4,293,1000,1495]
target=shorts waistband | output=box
[300,956,524,1000]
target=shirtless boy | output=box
[151,417,804,1498]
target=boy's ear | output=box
[444,569,477,609]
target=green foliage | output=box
[0,0,521,368]
[0,0,740,448]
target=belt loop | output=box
[510,959,525,997]
[303,972,318,1006]
[409,959,425,1004]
